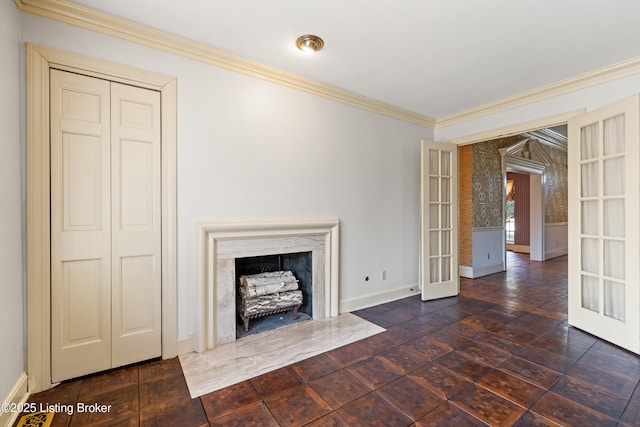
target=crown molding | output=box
[15,0,436,129]
[436,56,640,129]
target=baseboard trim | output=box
[545,247,568,260]
[1,372,29,427]
[472,262,504,278]
[339,284,419,313]
[459,265,473,279]
[177,336,194,355]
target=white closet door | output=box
[421,140,459,300]
[110,82,162,367]
[51,70,162,382]
[568,95,640,354]
[50,70,112,381]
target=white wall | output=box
[470,227,504,278]
[0,0,25,402]
[545,223,568,260]
[19,14,432,343]
[435,73,640,142]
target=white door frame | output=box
[26,43,178,393]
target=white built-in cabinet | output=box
[568,95,640,354]
[50,69,162,382]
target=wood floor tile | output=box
[406,336,454,361]
[497,356,561,389]
[140,398,208,427]
[77,365,139,400]
[531,392,617,427]
[459,314,504,332]
[550,376,628,419]
[515,345,578,374]
[355,331,404,355]
[69,383,139,427]
[375,344,431,374]
[513,411,561,426]
[476,369,545,408]
[208,401,280,427]
[529,335,591,359]
[377,376,443,421]
[291,353,340,382]
[566,360,637,398]
[456,340,511,367]
[138,357,182,383]
[325,342,373,367]
[619,382,640,426]
[367,308,415,328]
[336,392,413,427]
[304,411,351,426]
[309,369,370,410]
[249,366,303,398]
[409,363,470,399]
[450,383,526,426]
[415,401,486,426]
[200,380,261,421]
[435,351,492,382]
[346,357,404,390]
[264,384,332,427]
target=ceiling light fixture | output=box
[296,34,324,53]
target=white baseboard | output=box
[545,247,568,260]
[472,262,504,278]
[177,336,194,355]
[459,265,473,278]
[1,372,29,427]
[339,284,420,313]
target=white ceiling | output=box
[67,0,640,120]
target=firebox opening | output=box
[235,251,312,338]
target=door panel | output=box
[110,82,162,367]
[51,70,111,382]
[421,140,459,300]
[51,71,162,381]
[568,95,640,354]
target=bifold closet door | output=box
[50,69,161,382]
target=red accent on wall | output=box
[507,172,530,246]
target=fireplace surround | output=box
[196,219,340,351]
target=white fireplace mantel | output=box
[195,219,340,352]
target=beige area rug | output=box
[179,313,384,398]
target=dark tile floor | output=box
[15,252,640,426]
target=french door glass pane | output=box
[429,150,439,175]
[581,275,599,312]
[430,231,439,256]
[441,231,451,255]
[441,178,451,203]
[430,259,439,283]
[581,238,599,274]
[429,177,439,202]
[603,157,624,196]
[604,280,625,321]
[603,115,625,156]
[441,151,450,176]
[603,199,625,237]
[580,123,599,160]
[442,257,451,281]
[581,201,599,235]
[429,204,439,229]
[581,162,599,197]
[604,240,625,280]
[441,204,450,228]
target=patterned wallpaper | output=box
[471,135,568,228]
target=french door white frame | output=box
[26,44,178,393]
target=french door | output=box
[50,69,162,381]
[420,140,459,300]
[568,95,640,354]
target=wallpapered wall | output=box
[471,135,568,228]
